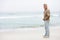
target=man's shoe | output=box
[43,35,49,38]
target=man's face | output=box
[44,4,47,10]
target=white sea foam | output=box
[51,14,59,17]
[0,15,42,19]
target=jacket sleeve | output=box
[44,10,50,20]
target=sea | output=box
[0,12,60,29]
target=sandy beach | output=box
[0,26,60,40]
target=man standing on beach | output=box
[43,4,50,38]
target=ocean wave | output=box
[0,15,43,19]
[51,14,59,17]
[0,14,59,19]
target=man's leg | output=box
[44,20,49,37]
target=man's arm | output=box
[45,10,50,20]
[43,10,50,21]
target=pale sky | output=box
[0,0,60,13]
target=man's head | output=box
[43,4,48,10]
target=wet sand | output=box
[0,26,60,40]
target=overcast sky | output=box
[0,0,60,13]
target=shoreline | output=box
[0,26,60,40]
[0,26,60,32]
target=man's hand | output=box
[43,18,45,21]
